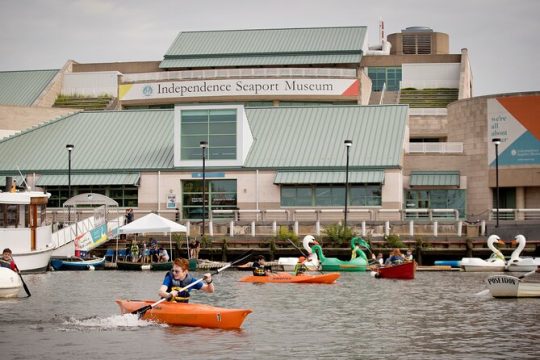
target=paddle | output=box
[16,267,31,297]
[287,238,323,274]
[131,250,253,319]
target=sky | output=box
[0,0,538,96]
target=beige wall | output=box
[526,187,540,208]
[358,70,372,105]
[34,60,76,107]
[361,54,460,67]
[73,61,161,74]
[409,115,447,137]
[458,48,473,99]
[0,105,79,132]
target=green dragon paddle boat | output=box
[310,237,370,272]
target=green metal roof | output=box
[160,54,362,68]
[244,105,408,169]
[0,105,407,177]
[274,170,384,184]
[410,171,460,186]
[161,27,366,69]
[36,173,140,186]
[0,70,58,106]
[0,110,174,172]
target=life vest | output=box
[252,262,266,276]
[130,244,139,255]
[167,272,194,303]
[294,263,307,276]
[0,259,12,268]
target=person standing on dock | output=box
[158,258,214,303]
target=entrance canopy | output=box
[119,212,186,234]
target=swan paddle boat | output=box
[485,273,540,298]
[0,267,23,298]
[310,237,370,272]
[277,235,320,271]
[239,272,340,284]
[505,235,538,272]
[372,261,416,280]
[50,256,106,271]
[460,235,506,272]
[116,299,252,329]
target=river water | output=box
[0,269,538,360]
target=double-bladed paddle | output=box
[132,250,253,319]
[17,269,31,297]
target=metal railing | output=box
[407,142,463,153]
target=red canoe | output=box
[375,261,416,280]
[116,299,252,329]
[239,272,340,284]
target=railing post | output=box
[481,220,486,236]
[294,221,299,236]
[251,221,256,237]
[361,221,366,237]
[384,221,390,236]
[315,220,320,236]
[409,220,414,236]
[186,221,191,236]
[457,221,462,236]
[208,220,213,236]
[272,221,277,236]
[229,220,234,237]
[433,221,438,237]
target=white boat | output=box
[0,190,54,273]
[278,235,320,271]
[0,267,23,298]
[485,274,540,298]
[460,235,506,272]
[505,235,537,272]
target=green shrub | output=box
[276,226,297,242]
[322,224,355,246]
[384,234,405,248]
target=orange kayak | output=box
[239,272,340,284]
[116,299,252,330]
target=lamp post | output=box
[492,138,501,228]
[199,141,208,236]
[344,140,352,229]
[66,144,74,222]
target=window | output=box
[46,186,138,207]
[281,184,382,207]
[367,67,402,91]
[182,179,237,219]
[180,109,237,160]
[405,189,466,218]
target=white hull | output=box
[12,247,54,273]
[461,257,505,272]
[0,268,23,298]
[486,275,540,298]
[506,258,537,272]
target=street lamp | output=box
[66,144,74,222]
[344,140,352,229]
[199,141,208,236]
[492,138,501,228]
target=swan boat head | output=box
[487,235,505,262]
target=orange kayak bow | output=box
[239,272,340,284]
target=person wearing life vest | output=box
[252,255,269,276]
[130,240,139,263]
[158,258,214,303]
[0,248,18,271]
[293,256,309,276]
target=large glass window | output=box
[405,189,466,218]
[182,179,237,219]
[367,67,402,91]
[46,186,138,207]
[281,184,382,207]
[181,109,237,160]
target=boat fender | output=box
[370,271,380,278]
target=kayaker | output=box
[252,255,269,276]
[293,256,309,276]
[385,248,405,265]
[130,240,139,263]
[159,258,214,303]
[0,248,17,271]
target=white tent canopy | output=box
[119,213,186,234]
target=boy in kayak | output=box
[0,248,17,271]
[294,256,309,276]
[252,255,270,276]
[158,258,213,303]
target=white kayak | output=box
[485,274,540,298]
[0,267,23,298]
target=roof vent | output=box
[403,26,433,32]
